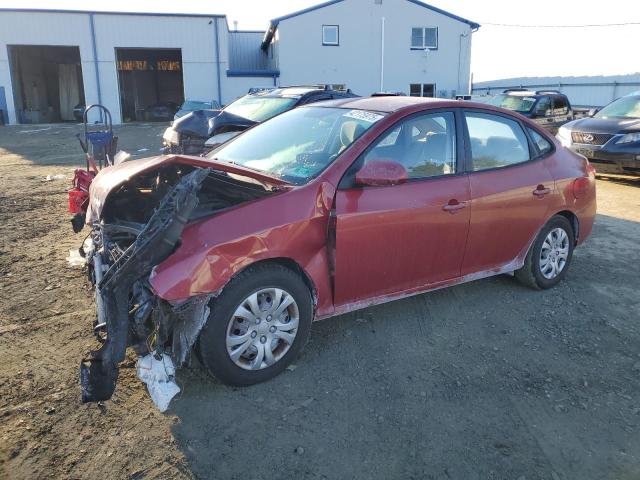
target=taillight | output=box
[572,177,590,199]
[586,162,596,177]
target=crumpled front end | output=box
[80,168,212,405]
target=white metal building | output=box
[0,1,479,125]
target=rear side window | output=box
[553,96,569,115]
[464,112,530,171]
[527,127,553,156]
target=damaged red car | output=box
[79,96,596,408]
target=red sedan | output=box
[80,96,596,406]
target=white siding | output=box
[92,14,226,123]
[223,76,277,104]
[275,0,473,97]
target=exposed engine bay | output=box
[79,162,276,408]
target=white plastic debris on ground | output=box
[45,174,66,181]
[66,249,86,267]
[136,352,181,412]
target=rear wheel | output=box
[197,264,312,386]
[515,215,574,290]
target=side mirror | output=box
[588,108,599,117]
[355,159,408,187]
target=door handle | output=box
[442,200,468,213]
[533,185,551,197]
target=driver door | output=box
[333,110,471,307]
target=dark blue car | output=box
[557,93,640,176]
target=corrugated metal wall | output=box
[229,31,270,70]
[472,74,640,107]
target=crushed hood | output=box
[86,155,289,224]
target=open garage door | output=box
[8,45,86,124]
[116,48,184,123]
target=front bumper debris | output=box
[80,168,211,403]
[136,352,180,412]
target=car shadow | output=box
[169,214,640,480]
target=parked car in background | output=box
[247,86,276,95]
[487,89,587,133]
[73,103,86,121]
[80,96,595,409]
[162,85,358,155]
[557,92,640,176]
[145,101,179,122]
[174,99,222,121]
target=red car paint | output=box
[97,97,596,320]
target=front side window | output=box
[223,95,297,122]
[465,112,531,171]
[208,107,384,185]
[357,111,456,180]
[411,27,438,49]
[322,25,339,45]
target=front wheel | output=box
[197,264,313,386]
[515,215,575,290]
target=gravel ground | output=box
[0,123,639,480]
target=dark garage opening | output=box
[116,48,184,122]
[8,45,86,124]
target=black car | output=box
[145,101,180,122]
[162,85,358,155]
[556,92,640,176]
[487,89,577,133]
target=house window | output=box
[410,84,436,97]
[322,25,339,46]
[411,27,438,49]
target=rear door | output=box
[461,110,555,276]
[333,110,470,306]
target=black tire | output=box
[197,263,313,386]
[515,215,575,290]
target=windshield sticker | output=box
[344,110,384,123]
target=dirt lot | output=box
[0,123,639,480]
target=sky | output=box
[1,0,639,82]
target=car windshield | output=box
[487,94,537,113]
[595,95,640,119]
[207,106,385,185]
[181,100,212,110]
[223,95,298,122]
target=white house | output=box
[261,0,479,98]
[0,1,478,125]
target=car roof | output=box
[252,85,350,99]
[310,96,465,113]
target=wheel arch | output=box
[226,257,319,315]
[553,210,579,244]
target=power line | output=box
[481,21,640,28]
